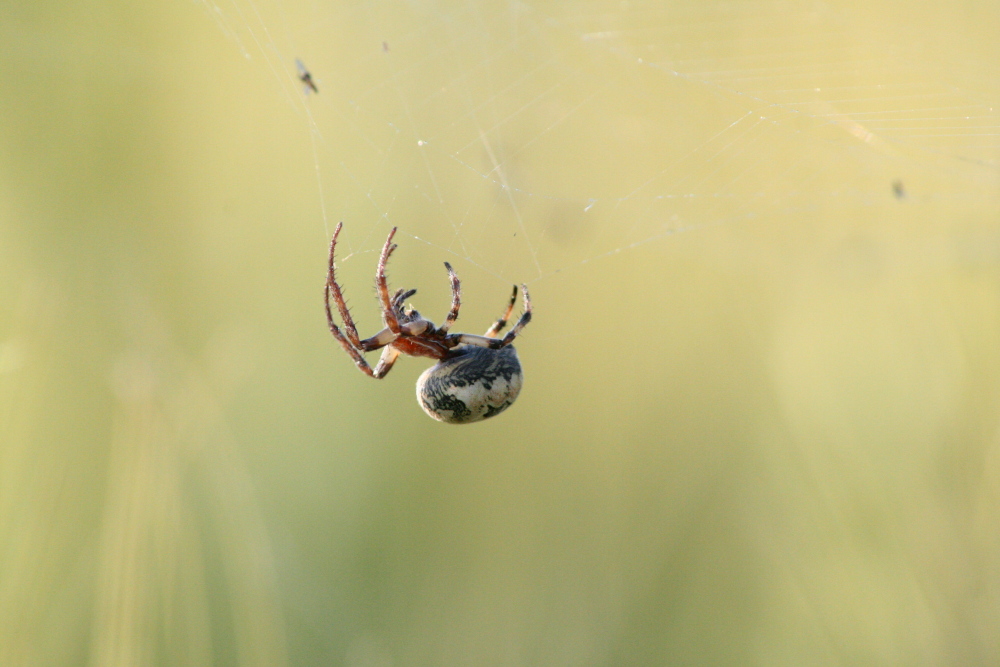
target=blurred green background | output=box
[2,1,1000,665]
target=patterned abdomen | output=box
[416,345,523,424]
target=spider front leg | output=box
[325,282,379,377]
[326,222,363,348]
[375,227,402,333]
[325,223,399,378]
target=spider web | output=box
[197,0,999,299]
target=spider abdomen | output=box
[416,345,523,424]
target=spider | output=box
[324,223,532,424]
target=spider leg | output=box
[372,345,400,379]
[325,281,378,377]
[326,222,363,348]
[375,228,401,333]
[358,326,397,352]
[444,333,501,349]
[495,284,532,346]
[438,262,461,334]
[484,285,518,338]
[325,223,397,379]
[447,284,531,349]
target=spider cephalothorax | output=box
[324,223,531,424]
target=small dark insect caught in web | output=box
[296,59,318,94]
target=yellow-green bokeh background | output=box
[3,1,1000,665]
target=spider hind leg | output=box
[484,285,518,338]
